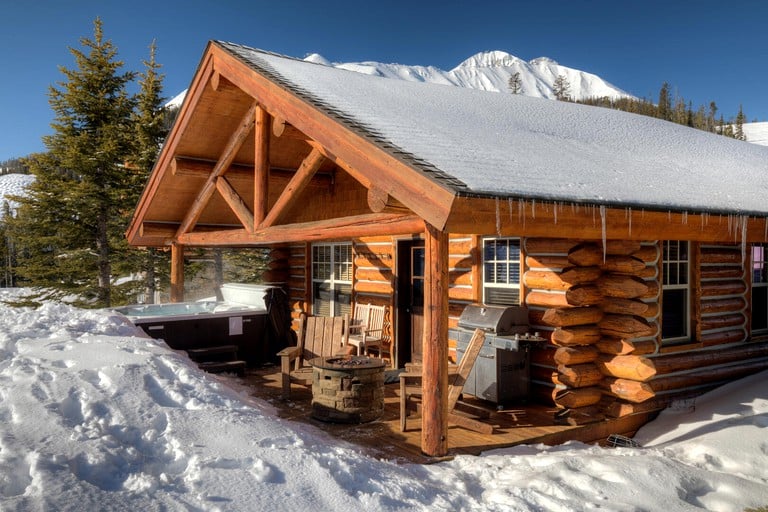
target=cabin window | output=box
[482,238,521,306]
[311,243,352,317]
[661,240,690,343]
[752,244,768,333]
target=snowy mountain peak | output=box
[303,53,331,66]
[455,50,524,69]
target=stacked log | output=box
[524,239,606,422]
[595,241,661,408]
[353,237,394,297]
[525,239,664,423]
[697,244,748,347]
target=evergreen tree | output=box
[734,104,746,141]
[9,18,135,306]
[112,40,171,304]
[657,82,671,121]
[552,74,571,101]
[508,72,523,94]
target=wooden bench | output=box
[277,313,349,399]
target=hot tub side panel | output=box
[136,312,270,366]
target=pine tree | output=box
[112,40,171,304]
[734,104,746,141]
[657,82,671,121]
[552,74,571,101]
[9,18,136,306]
[508,72,523,94]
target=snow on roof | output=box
[219,42,768,217]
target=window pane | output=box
[662,289,687,339]
[482,237,520,305]
[753,287,768,331]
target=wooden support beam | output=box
[254,106,270,227]
[175,102,258,237]
[170,243,184,302]
[216,176,254,232]
[172,156,333,186]
[421,222,449,457]
[260,147,326,228]
[177,213,424,246]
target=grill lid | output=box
[457,304,529,334]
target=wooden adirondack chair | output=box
[277,313,349,399]
[348,303,389,363]
[399,329,493,434]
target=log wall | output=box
[695,243,748,347]
[265,235,767,421]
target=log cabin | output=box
[126,41,768,457]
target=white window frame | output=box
[311,242,352,317]
[482,237,521,306]
[661,240,691,344]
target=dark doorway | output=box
[396,239,424,367]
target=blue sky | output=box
[2,0,767,162]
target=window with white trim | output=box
[482,238,521,306]
[751,244,768,333]
[661,240,690,343]
[312,243,352,317]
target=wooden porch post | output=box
[170,242,185,303]
[254,105,270,227]
[421,222,450,456]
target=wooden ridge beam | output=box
[175,102,258,237]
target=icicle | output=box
[531,199,536,219]
[627,207,632,237]
[508,198,514,225]
[554,202,558,224]
[600,205,607,262]
[495,198,501,235]
[765,217,767,242]
[741,215,748,264]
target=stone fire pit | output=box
[310,356,385,423]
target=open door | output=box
[396,239,425,367]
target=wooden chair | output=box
[399,329,494,434]
[276,313,349,399]
[348,303,390,363]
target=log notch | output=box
[697,244,748,347]
[524,238,606,422]
[525,239,663,422]
[596,241,661,410]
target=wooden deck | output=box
[234,366,656,464]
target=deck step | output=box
[198,360,247,376]
[186,345,239,362]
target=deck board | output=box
[232,366,655,464]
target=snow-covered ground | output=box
[0,287,766,511]
[744,122,768,146]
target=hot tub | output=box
[113,283,276,366]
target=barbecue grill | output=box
[450,304,543,405]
